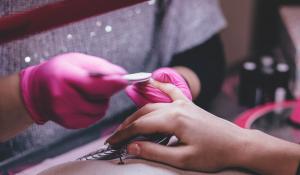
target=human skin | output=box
[0,73,33,142]
[107,80,300,175]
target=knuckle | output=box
[169,107,181,118]
[173,115,185,131]
[167,109,188,133]
[174,100,188,107]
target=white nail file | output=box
[122,72,152,84]
[89,72,152,84]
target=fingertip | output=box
[114,67,128,76]
[152,67,173,81]
[105,130,120,145]
[150,79,188,101]
[125,85,149,108]
[105,136,114,145]
[100,75,129,95]
[150,79,174,93]
[125,85,135,95]
[105,128,130,145]
[91,74,128,85]
[110,74,129,85]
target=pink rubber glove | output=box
[125,67,192,108]
[20,53,128,129]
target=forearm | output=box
[237,129,300,175]
[173,66,201,100]
[0,74,33,142]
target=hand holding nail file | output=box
[20,52,190,129]
[20,53,128,129]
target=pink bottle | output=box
[290,100,300,125]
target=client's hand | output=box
[107,81,300,175]
[125,67,192,107]
[109,80,242,172]
[20,53,128,129]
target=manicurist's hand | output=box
[107,80,300,175]
[20,52,128,129]
[125,67,192,108]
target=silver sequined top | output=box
[0,0,226,155]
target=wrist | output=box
[12,73,33,124]
[236,129,300,175]
[0,74,33,141]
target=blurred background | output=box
[221,0,298,68]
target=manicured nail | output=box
[127,143,140,155]
[104,137,112,144]
[104,140,108,145]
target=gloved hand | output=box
[125,67,192,107]
[20,53,128,129]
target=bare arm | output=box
[0,74,33,142]
[238,130,300,175]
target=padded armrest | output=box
[0,0,146,44]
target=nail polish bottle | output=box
[239,61,259,107]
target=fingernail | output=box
[104,140,109,145]
[127,143,140,155]
[105,137,112,144]
[104,141,109,146]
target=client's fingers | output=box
[107,112,178,144]
[150,80,189,101]
[127,141,189,168]
[117,103,168,130]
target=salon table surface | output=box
[14,100,251,175]
[18,135,251,175]
[1,124,253,175]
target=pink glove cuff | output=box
[20,66,48,124]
